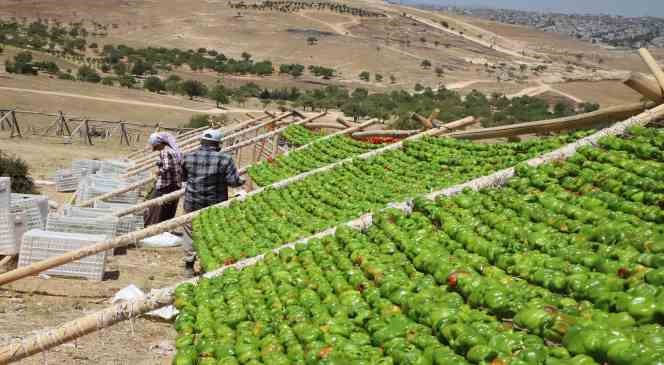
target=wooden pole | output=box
[83,119,93,145]
[624,72,664,103]
[638,48,664,94]
[447,102,651,140]
[62,113,72,137]
[120,122,130,146]
[9,111,21,138]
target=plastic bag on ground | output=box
[139,232,182,248]
[111,284,179,320]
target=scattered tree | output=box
[359,71,371,82]
[421,59,432,69]
[143,76,164,93]
[307,36,318,46]
[77,65,101,83]
[208,84,230,108]
[181,79,208,99]
[375,74,383,83]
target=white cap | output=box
[201,129,223,142]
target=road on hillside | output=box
[0,86,265,114]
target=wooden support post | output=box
[9,111,22,138]
[61,112,72,137]
[0,110,12,131]
[638,48,664,94]
[624,72,664,103]
[120,122,130,146]
[83,119,93,145]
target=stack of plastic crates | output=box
[54,169,81,192]
[46,214,119,238]
[10,198,45,254]
[78,175,139,205]
[99,160,134,176]
[64,205,143,235]
[11,194,49,226]
[94,201,145,232]
[0,177,15,255]
[72,160,102,175]
[18,230,109,281]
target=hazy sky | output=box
[401,0,664,17]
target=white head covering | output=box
[201,129,223,142]
[148,132,182,163]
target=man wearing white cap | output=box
[180,129,245,274]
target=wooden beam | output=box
[624,72,664,103]
[447,102,651,140]
[336,118,353,128]
[638,48,664,94]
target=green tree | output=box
[421,59,432,69]
[414,83,424,92]
[208,84,230,108]
[359,71,371,82]
[143,76,164,93]
[435,66,444,78]
[77,65,101,83]
[181,80,208,99]
[112,62,127,76]
[164,74,182,94]
[389,74,396,84]
[101,77,115,86]
[307,36,318,46]
[131,59,151,75]
[375,74,383,83]
[241,52,252,62]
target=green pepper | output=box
[466,345,497,363]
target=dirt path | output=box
[506,81,584,102]
[297,11,361,37]
[0,86,264,114]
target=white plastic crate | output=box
[99,160,134,176]
[0,209,16,255]
[11,199,44,230]
[0,177,9,208]
[18,229,108,281]
[63,206,143,235]
[11,194,49,225]
[46,215,119,237]
[72,160,102,175]
[78,175,139,204]
[54,169,81,192]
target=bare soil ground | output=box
[1,242,185,365]
[554,80,645,107]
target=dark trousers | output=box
[144,184,180,227]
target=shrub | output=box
[185,114,210,128]
[77,65,101,83]
[0,151,35,193]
